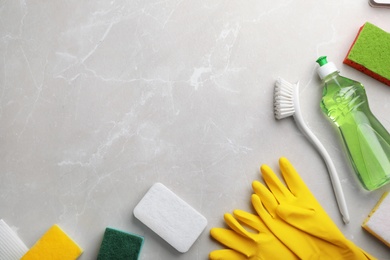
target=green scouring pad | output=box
[344,22,390,86]
[97,227,144,260]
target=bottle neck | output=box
[322,71,340,83]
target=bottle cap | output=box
[316,56,338,79]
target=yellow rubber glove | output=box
[252,157,376,260]
[249,192,324,259]
[209,210,299,260]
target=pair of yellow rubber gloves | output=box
[210,157,376,260]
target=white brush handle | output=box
[293,84,350,224]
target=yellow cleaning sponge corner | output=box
[21,224,83,260]
[362,192,390,248]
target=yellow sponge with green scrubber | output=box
[21,224,83,260]
[344,22,390,86]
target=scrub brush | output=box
[274,78,350,224]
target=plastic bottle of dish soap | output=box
[316,56,390,190]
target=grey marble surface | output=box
[1,0,390,259]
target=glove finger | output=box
[233,209,268,233]
[209,249,248,260]
[224,213,259,242]
[250,193,276,224]
[261,164,295,202]
[210,228,255,256]
[279,157,311,197]
[252,181,278,218]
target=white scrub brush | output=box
[274,77,350,224]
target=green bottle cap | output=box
[316,56,328,66]
[316,56,338,79]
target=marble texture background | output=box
[1,0,390,259]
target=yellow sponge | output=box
[362,192,390,248]
[21,224,83,260]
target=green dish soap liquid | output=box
[316,56,390,190]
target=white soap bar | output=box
[0,219,28,259]
[362,192,390,247]
[133,183,207,253]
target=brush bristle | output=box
[274,78,295,120]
